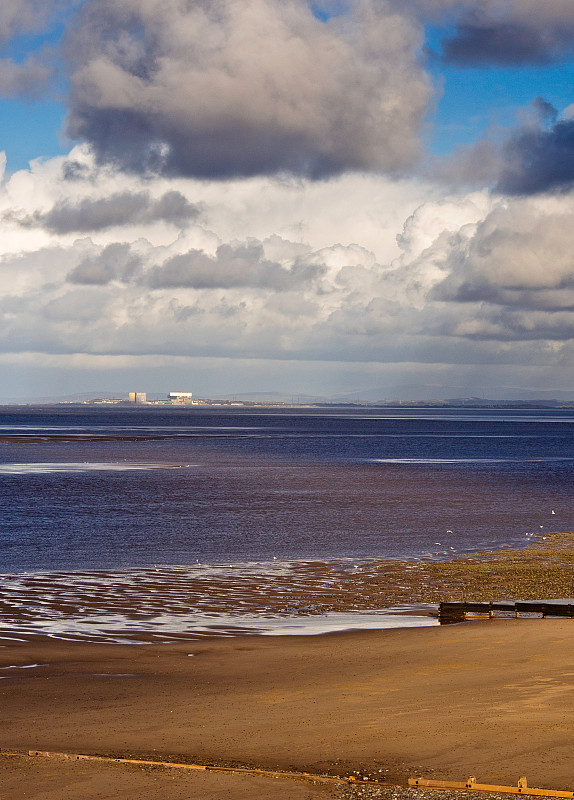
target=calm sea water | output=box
[1,405,573,573]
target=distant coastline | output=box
[3,398,574,410]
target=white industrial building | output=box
[168,392,193,404]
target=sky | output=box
[3,1,574,401]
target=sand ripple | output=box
[0,560,435,642]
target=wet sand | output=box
[3,619,574,797]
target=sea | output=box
[0,405,573,640]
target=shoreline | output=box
[2,532,574,643]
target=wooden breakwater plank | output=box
[409,777,574,798]
[439,602,574,622]
[24,750,388,787]
[28,750,207,771]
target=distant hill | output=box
[2,386,574,408]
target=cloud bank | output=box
[62,0,431,178]
[2,148,574,398]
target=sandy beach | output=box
[3,619,574,798]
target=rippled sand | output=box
[0,559,436,642]
[2,532,574,642]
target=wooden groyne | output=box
[410,776,574,798]
[439,601,574,623]
[12,752,574,797]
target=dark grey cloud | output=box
[61,159,91,181]
[431,98,574,195]
[441,20,574,66]
[447,285,574,312]
[67,243,141,285]
[20,191,199,233]
[148,242,323,291]
[497,113,574,195]
[63,0,430,179]
[394,1,574,66]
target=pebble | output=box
[340,788,512,800]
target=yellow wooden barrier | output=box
[23,750,355,786]
[409,776,574,797]
[5,751,574,796]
